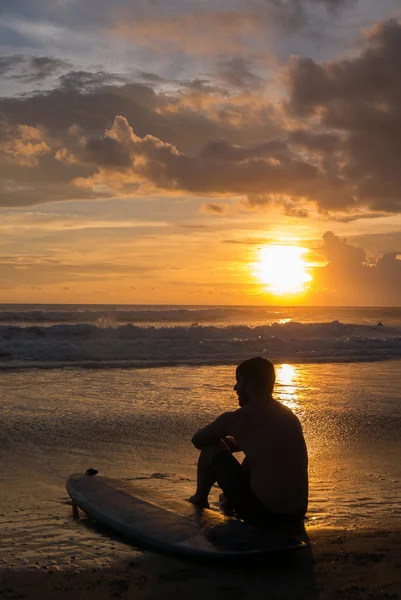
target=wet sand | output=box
[1,527,400,600]
[2,364,401,598]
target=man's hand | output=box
[191,412,232,449]
[223,436,241,453]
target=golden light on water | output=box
[276,363,299,412]
[252,245,312,295]
[278,363,297,386]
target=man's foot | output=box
[187,494,210,509]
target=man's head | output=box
[234,357,276,406]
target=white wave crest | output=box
[0,321,400,369]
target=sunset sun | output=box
[252,245,312,295]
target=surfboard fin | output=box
[85,468,99,476]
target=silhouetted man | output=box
[189,357,308,527]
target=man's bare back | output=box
[220,401,308,514]
[189,357,309,525]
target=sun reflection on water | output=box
[275,363,300,412]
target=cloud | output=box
[0,211,168,233]
[1,18,401,216]
[287,18,401,213]
[0,121,101,207]
[112,10,262,56]
[0,122,51,166]
[215,57,265,91]
[261,0,357,33]
[68,115,320,200]
[0,54,70,82]
[0,253,162,287]
[0,74,282,206]
[201,203,228,215]
[330,212,391,223]
[321,231,366,264]
[59,70,128,91]
[110,0,357,56]
[242,194,271,209]
[311,232,401,305]
[350,231,401,257]
[0,75,279,151]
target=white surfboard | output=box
[66,473,307,559]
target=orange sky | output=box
[0,1,401,305]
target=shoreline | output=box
[1,527,400,600]
[1,354,401,371]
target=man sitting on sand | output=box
[189,357,308,527]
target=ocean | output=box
[1,304,401,368]
[0,305,400,571]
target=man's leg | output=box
[188,439,230,508]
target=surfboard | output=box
[66,474,307,559]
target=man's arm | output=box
[191,412,233,450]
[223,435,242,453]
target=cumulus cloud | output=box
[311,232,401,305]
[288,18,401,213]
[66,115,321,200]
[0,121,101,206]
[1,17,401,216]
[0,122,51,166]
[0,74,283,206]
[0,76,279,152]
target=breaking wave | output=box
[0,321,400,369]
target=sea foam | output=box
[0,321,400,369]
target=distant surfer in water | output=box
[188,356,308,528]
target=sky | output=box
[1,0,401,305]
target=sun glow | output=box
[252,245,312,295]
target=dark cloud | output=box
[288,18,401,213]
[0,55,25,75]
[217,57,264,90]
[202,203,227,215]
[137,71,169,84]
[0,55,70,82]
[59,71,127,91]
[0,77,278,152]
[282,201,309,218]
[0,121,101,207]
[1,19,401,215]
[179,79,218,94]
[259,0,357,33]
[85,135,132,167]
[311,232,401,305]
[288,129,340,153]
[350,231,401,257]
[322,231,366,265]
[243,194,271,209]
[0,73,283,206]
[331,212,390,223]
[74,115,318,198]
[200,139,287,161]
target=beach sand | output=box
[1,527,400,600]
[2,363,401,599]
